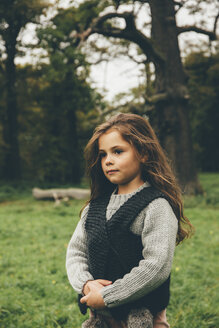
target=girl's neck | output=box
[117,179,145,195]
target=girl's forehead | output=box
[98,129,128,149]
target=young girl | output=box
[66,113,193,328]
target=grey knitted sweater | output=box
[66,182,178,312]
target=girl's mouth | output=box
[107,170,119,175]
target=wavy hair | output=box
[84,113,194,244]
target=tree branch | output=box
[78,11,164,64]
[173,0,187,12]
[88,57,109,65]
[133,0,149,3]
[95,12,130,27]
[213,12,219,35]
[127,52,147,65]
[177,25,217,41]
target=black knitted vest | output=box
[78,186,171,320]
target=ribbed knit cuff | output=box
[76,272,94,294]
[100,285,121,308]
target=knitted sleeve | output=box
[66,205,94,294]
[100,198,178,308]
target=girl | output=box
[66,113,193,328]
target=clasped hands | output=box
[80,279,112,309]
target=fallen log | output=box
[32,187,90,201]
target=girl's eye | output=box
[99,152,106,158]
[114,149,123,155]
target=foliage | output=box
[32,8,104,183]
[0,0,50,179]
[0,173,218,328]
[0,5,104,183]
[0,1,218,187]
[184,52,219,172]
[0,0,49,35]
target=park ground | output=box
[0,173,218,328]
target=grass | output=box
[0,173,218,327]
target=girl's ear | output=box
[140,154,147,163]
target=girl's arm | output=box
[66,205,94,294]
[100,198,178,308]
[66,206,112,309]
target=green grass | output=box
[0,174,219,327]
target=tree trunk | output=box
[149,0,202,193]
[3,32,21,180]
[64,70,82,183]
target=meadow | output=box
[0,173,218,328]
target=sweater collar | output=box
[111,181,150,201]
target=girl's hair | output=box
[84,113,194,244]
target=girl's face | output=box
[98,129,144,194]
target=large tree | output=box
[71,0,218,193]
[185,51,219,172]
[0,0,49,179]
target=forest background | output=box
[0,0,218,191]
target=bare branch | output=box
[92,26,127,38]
[88,57,109,65]
[213,12,219,35]
[133,0,149,3]
[93,26,164,63]
[75,13,129,45]
[127,49,148,65]
[174,1,186,14]
[127,53,147,65]
[177,25,217,41]
[95,12,131,28]
[77,11,164,64]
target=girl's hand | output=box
[83,279,112,295]
[81,279,112,309]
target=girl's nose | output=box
[105,154,113,165]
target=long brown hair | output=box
[84,113,194,244]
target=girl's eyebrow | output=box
[99,145,124,152]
